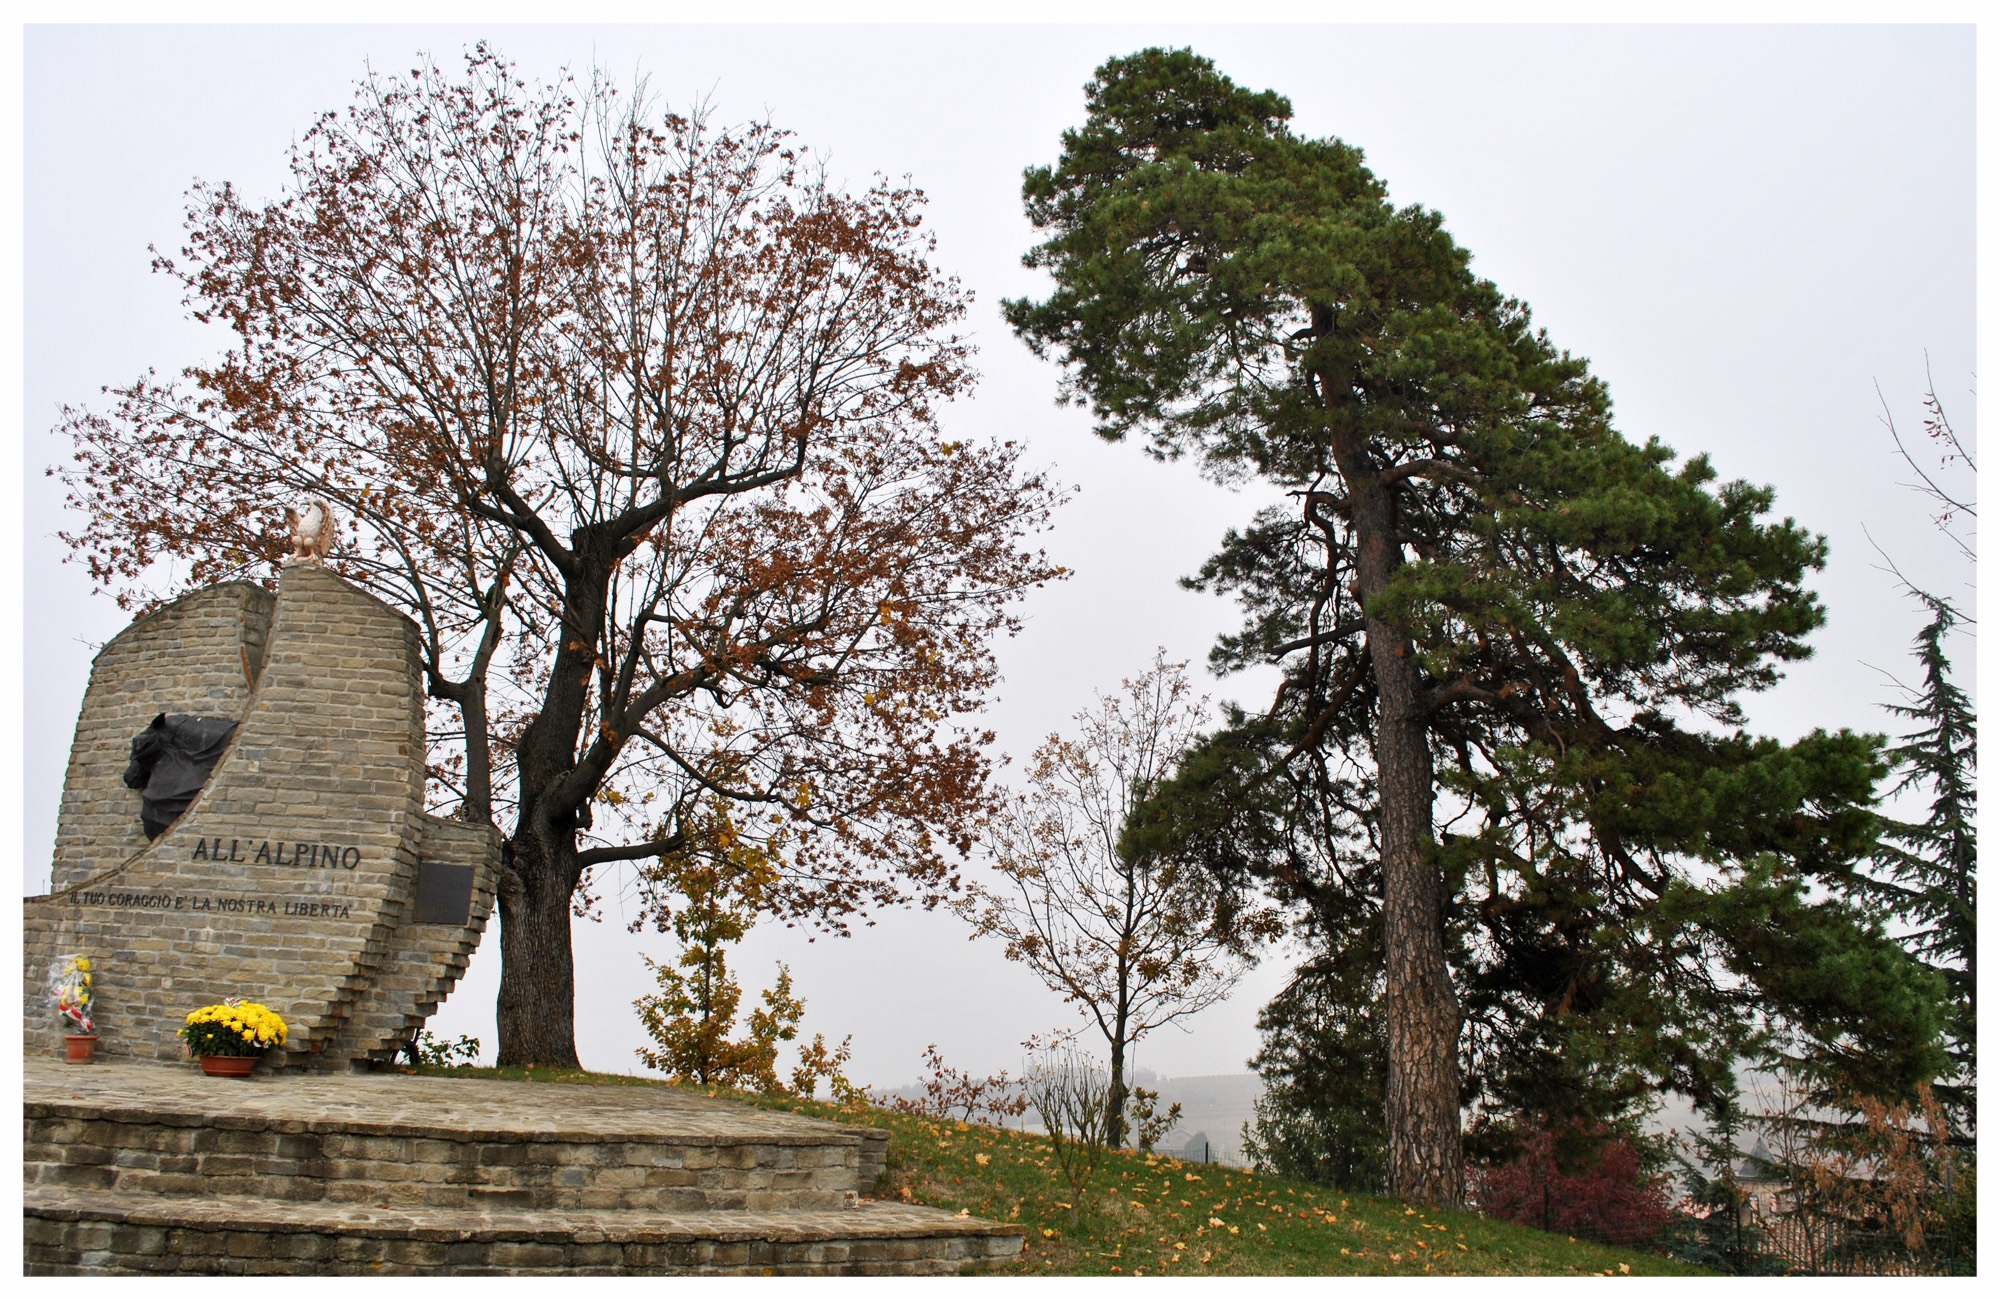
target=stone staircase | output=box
[24,1060,1023,1275]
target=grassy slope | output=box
[418,1064,1705,1277]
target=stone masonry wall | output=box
[50,583,275,894]
[25,565,497,1070]
[327,814,498,1065]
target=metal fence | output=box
[1753,1217,1968,1277]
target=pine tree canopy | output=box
[1011,48,1948,1189]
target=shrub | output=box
[1129,1085,1182,1154]
[412,1030,482,1067]
[1025,1044,1114,1225]
[883,1042,1029,1124]
[1469,1123,1673,1246]
[789,1032,859,1101]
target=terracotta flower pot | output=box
[199,1054,258,1078]
[64,1034,99,1064]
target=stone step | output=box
[27,1061,887,1213]
[25,1186,1024,1276]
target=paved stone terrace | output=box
[26,1188,1020,1276]
[25,1059,1020,1275]
[27,1058,874,1145]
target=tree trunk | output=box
[456,675,495,825]
[493,573,606,1068]
[1103,960,1135,1149]
[1374,660,1462,1206]
[494,851,582,1067]
[1324,381,1464,1208]
[1107,1032,1130,1150]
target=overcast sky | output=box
[16,23,1976,1089]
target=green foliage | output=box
[413,1030,482,1068]
[1940,1150,1977,1266]
[1850,592,1976,1129]
[1015,46,1948,1160]
[1239,885,1389,1193]
[1660,1095,1784,1274]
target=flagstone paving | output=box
[28,1057,867,1142]
[25,1058,1021,1275]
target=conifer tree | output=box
[1855,374,1976,1133]
[1856,587,1975,1129]
[1238,893,1388,1192]
[1662,1092,1781,1274]
[1012,47,1945,1204]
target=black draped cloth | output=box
[122,713,238,840]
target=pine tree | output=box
[1015,48,1947,1203]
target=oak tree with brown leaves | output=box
[54,47,1061,1067]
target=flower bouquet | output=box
[180,998,287,1077]
[50,954,97,1062]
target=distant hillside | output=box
[882,1064,1737,1175]
[872,1068,1264,1166]
[1136,1070,1263,1167]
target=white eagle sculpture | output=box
[283,499,336,566]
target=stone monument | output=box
[22,516,1025,1276]
[22,556,499,1070]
